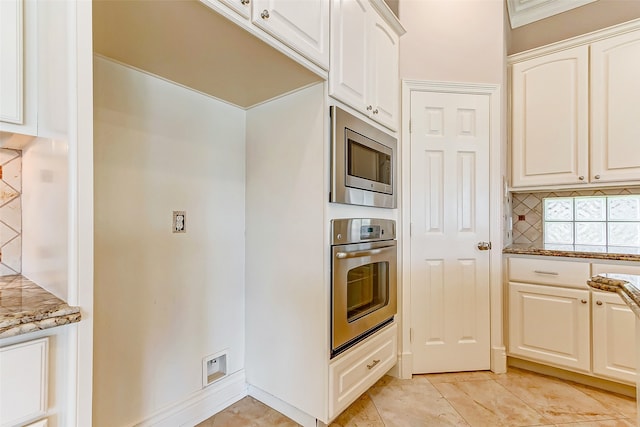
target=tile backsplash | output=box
[512,188,640,244]
[0,149,21,275]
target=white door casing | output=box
[409,90,491,373]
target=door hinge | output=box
[409,222,413,237]
[409,118,412,133]
[410,328,413,343]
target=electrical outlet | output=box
[173,211,186,233]
[203,351,228,387]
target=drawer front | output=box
[508,257,590,288]
[329,323,397,420]
[592,262,640,276]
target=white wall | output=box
[399,0,505,84]
[93,57,246,426]
[22,138,69,300]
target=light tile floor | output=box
[195,368,637,426]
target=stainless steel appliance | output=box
[330,106,397,208]
[331,218,397,357]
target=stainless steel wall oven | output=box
[331,218,397,358]
[330,106,397,208]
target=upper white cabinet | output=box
[218,0,251,18]
[252,0,329,69]
[0,0,23,125]
[511,46,589,188]
[329,0,400,131]
[590,29,640,183]
[510,24,640,189]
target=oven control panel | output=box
[331,218,396,245]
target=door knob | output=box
[477,241,491,251]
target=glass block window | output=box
[544,196,640,247]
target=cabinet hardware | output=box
[240,0,249,4]
[596,300,603,305]
[366,359,381,370]
[373,109,379,114]
[366,105,373,111]
[533,270,559,276]
[261,9,269,19]
[579,176,585,180]
[594,174,601,179]
[581,299,588,304]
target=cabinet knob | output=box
[596,300,603,305]
[240,0,250,4]
[373,109,379,114]
[261,9,270,19]
[366,105,373,111]
[594,174,601,180]
[578,176,585,181]
[581,299,588,304]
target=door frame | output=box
[398,80,506,378]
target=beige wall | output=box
[508,0,640,54]
[399,0,505,84]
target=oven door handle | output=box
[335,246,394,259]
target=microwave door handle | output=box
[335,246,393,259]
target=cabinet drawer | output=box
[508,257,590,288]
[592,263,640,276]
[329,323,397,420]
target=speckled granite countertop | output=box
[588,274,640,319]
[503,243,640,262]
[0,275,81,338]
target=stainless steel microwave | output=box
[330,106,397,208]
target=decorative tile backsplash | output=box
[512,188,640,244]
[0,149,21,275]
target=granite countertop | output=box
[503,243,640,262]
[0,275,81,338]
[588,274,640,319]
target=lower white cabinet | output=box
[328,323,397,420]
[0,338,48,427]
[509,282,591,372]
[592,290,637,384]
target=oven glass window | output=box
[348,140,391,185]
[346,261,389,322]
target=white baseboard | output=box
[397,351,413,379]
[134,370,247,427]
[248,385,318,427]
[491,346,507,374]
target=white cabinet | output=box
[590,29,640,183]
[0,0,23,125]
[0,338,48,427]
[252,0,329,69]
[218,0,251,18]
[592,291,636,384]
[329,323,397,420]
[510,25,640,189]
[329,0,399,130]
[509,281,591,372]
[511,46,589,188]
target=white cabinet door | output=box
[252,0,329,69]
[591,29,640,184]
[511,45,589,188]
[0,0,23,124]
[329,0,369,113]
[0,338,48,427]
[369,11,398,131]
[218,0,251,18]
[509,282,590,372]
[592,290,636,384]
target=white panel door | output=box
[329,0,369,112]
[591,29,640,183]
[511,45,589,187]
[0,0,23,124]
[369,12,398,131]
[592,291,636,384]
[508,282,590,372]
[252,0,329,69]
[410,91,491,373]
